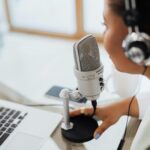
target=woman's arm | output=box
[70,97,140,139]
[118,97,139,118]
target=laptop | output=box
[0,99,62,150]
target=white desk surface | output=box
[0,32,148,150]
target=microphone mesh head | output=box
[77,36,100,71]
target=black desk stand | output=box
[61,114,98,143]
[60,91,98,143]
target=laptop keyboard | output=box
[0,107,27,146]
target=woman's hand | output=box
[69,98,139,139]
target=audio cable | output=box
[117,66,148,150]
[91,100,97,117]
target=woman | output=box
[70,0,150,149]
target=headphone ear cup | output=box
[122,32,150,65]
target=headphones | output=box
[122,0,150,66]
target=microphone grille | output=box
[77,36,100,71]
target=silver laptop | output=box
[0,99,62,150]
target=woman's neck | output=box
[145,67,150,79]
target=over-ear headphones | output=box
[122,0,150,66]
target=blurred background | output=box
[0,0,109,104]
[0,0,149,105]
[2,0,105,40]
[1,2,150,150]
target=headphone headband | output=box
[124,0,140,32]
[123,0,150,66]
[125,0,136,10]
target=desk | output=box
[0,32,145,149]
[22,104,127,150]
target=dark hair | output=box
[110,0,150,35]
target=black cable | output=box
[117,139,125,150]
[117,66,148,150]
[117,96,135,150]
[91,100,97,117]
[123,96,136,138]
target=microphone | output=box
[73,34,104,101]
[61,35,103,143]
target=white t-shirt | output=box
[131,92,150,150]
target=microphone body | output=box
[60,35,102,143]
[73,35,104,100]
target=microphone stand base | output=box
[61,115,98,143]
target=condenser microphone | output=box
[61,35,103,143]
[73,34,104,101]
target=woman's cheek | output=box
[103,29,120,58]
[103,29,129,72]
[103,30,111,55]
[103,31,144,74]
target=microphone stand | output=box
[60,89,98,143]
[61,91,73,130]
